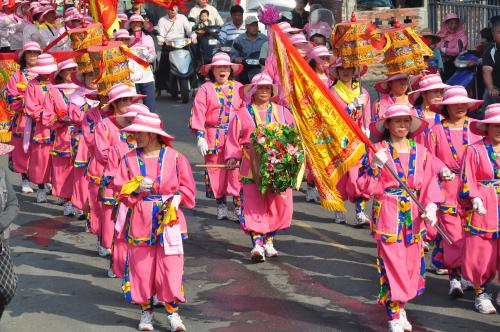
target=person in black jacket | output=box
[291,0,309,29]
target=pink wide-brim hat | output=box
[116,103,151,119]
[106,83,145,105]
[470,104,500,136]
[329,57,368,79]
[17,41,42,61]
[374,73,413,94]
[39,6,56,21]
[277,21,302,34]
[432,85,483,113]
[123,113,175,144]
[114,29,131,40]
[370,103,428,139]
[199,52,243,77]
[408,74,449,105]
[54,59,77,78]
[289,33,311,48]
[125,14,154,33]
[443,12,462,24]
[0,143,14,156]
[240,72,279,98]
[307,45,331,61]
[30,53,58,75]
[64,13,83,22]
[117,13,129,22]
[31,5,45,18]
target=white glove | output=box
[138,177,154,192]
[371,149,388,169]
[472,197,487,215]
[362,127,370,137]
[421,202,438,227]
[171,194,181,210]
[197,137,209,157]
[355,94,367,108]
[440,167,455,181]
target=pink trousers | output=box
[111,229,128,278]
[439,213,465,269]
[126,244,185,304]
[99,204,114,250]
[377,239,425,303]
[9,135,29,174]
[88,183,100,236]
[51,156,73,199]
[205,152,240,198]
[28,143,52,184]
[71,168,89,211]
[462,233,500,287]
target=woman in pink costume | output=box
[459,103,500,314]
[408,73,449,272]
[190,52,243,221]
[25,53,57,203]
[373,73,412,121]
[93,84,144,258]
[436,13,468,80]
[115,113,195,332]
[329,58,371,226]
[5,41,41,194]
[225,73,294,263]
[42,59,79,215]
[358,104,443,332]
[306,45,332,88]
[426,86,483,298]
[68,72,99,220]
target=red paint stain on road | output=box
[11,217,70,246]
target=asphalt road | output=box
[1,94,500,332]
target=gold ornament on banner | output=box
[67,23,104,73]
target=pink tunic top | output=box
[24,78,52,144]
[83,107,106,185]
[5,69,36,136]
[357,140,444,243]
[460,139,500,238]
[114,146,196,245]
[330,86,371,129]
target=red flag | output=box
[143,0,187,12]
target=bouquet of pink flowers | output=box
[251,122,305,194]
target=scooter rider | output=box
[155,4,196,97]
[230,16,266,84]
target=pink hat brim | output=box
[374,74,411,94]
[107,92,146,105]
[199,61,243,77]
[408,83,449,105]
[369,113,428,139]
[125,20,154,33]
[123,123,175,143]
[469,117,500,136]
[0,143,15,156]
[330,64,368,80]
[29,64,58,75]
[239,83,279,100]
[431,97,483,114]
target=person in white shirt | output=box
[38,6,64,50]
[188,0,223,26]
[155,5,194,96]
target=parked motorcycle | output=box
[165,37,197,104]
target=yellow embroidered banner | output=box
[271,25,371,211]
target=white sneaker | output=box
[305,186,319,203]
[45,183,52,195]
[333,211,346,224]
[399,309,412,331]
[138,310,154,331]
[166,312,186,331]
[226,208,239,222]
[353,212,370,228]
[74,208,83,219]
[63,202,74,216]
[263,242,278,257]
[433,264,448,275]
[475,293,497,314]
[449,278,464,298]
[21,179,33,193]
[107,268,116,278]
[36,189,48,203]
[250,244,266,263]
[98,244,111,257]
[460,277,473,291]
[54,197,66,205]
[216,204,228,220]
[388,319,404,332]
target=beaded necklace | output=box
[136,145,167,193]
[247,102,275,127]
[483,138,500,179]
[442,117,469,165]
[207,80,234,155]
[415,104,440,135]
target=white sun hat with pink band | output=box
[374,73,413,94]
[18,41,42,60]
[277,21,302,34]
[370,103,428,139]
[117,13,129,22]
[432,85,483,113]
[199,52,243,77]
[290,33,311,48]
[241,72,279,98]
[408,74,449,105]
[30,53,58,75]
[114,29,131,40]
[329,57,368,79]
[470,104,500,136]
[0,143,14,156]
[54,59,77,78]
[106,83,146,105]
[306,45,331,61]
[125,14,154,33]
[116,103,151,119]
[123,113,175,144]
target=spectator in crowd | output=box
[437,12,468,81]
[231,15,266,84]
[219,5,245,47]
[155,4,194,96]
[189,0,224,26]
[310,33,327,46]
[291,0,309,29]
[0,143,19,320]
[125,0,153,22]
[420,28,444,75]
[482,18,500,108]
[194,9,210,29]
